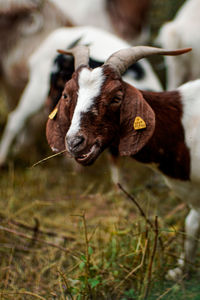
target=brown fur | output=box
[46,98,70,153]
[134,90,190,180]
[106,0,151,41]
[46,71,79,152]
[0,0,41,15]
[119,83,155,156]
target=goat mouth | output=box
[75,143,100,165]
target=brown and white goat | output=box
[106,0,151,44]
[46,45,200,279]
[0,0,72,109]
[55,0,151,45]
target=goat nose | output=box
[67,135,85,152]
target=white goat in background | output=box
[157,0,200,90]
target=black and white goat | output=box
[0,26,162,167]
[46,45,200,280]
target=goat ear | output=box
[119,85,155,156]
[46,98,70,153]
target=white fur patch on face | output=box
[67,67,105,137]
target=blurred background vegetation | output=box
[1,0,200,299]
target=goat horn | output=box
[105,46,192,75]
[57,45,90,70]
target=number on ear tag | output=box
[48,107,58,120]
[133,116,146,130]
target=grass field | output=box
[0,152,200,299]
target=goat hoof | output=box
[165,267,183,281]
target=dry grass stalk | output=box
[144,216,159,299]
[30,149,69,168]
[57,267,73,299]
[0,291,45,300]
[115,237,149,291]
[117,183,163,249]
[0,213,74,241]
[0,225,70,253]
[78,212,93,297]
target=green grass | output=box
[0,155,200,299]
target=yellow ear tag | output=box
[48,107,58,120]
[133,116,146,130]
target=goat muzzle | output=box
[66,134,86,154]
[66,133,101,165]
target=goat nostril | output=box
[67,135,85,151]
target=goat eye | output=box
[111,95,122,104]
[63,93,68,99]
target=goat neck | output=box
[132,89,190,180]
